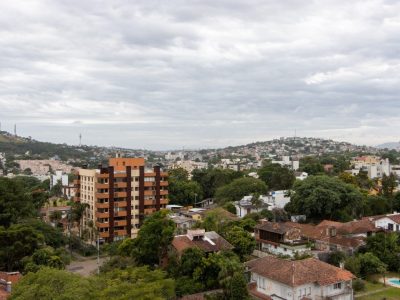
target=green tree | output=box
[327,251,347,267]
[0,224,44,271]
[10,267,95,300]
[131,210,175,266]
[23,247,66,273]
[215,177,268,205]
[393,192,400,212]
[19,219,65,248]
[71,202,89,237]
[258,162,295,190]
[355,170,374,190]
[285,175,364,221]
[192,168,243,199]
[0,177,39,227]
[168,168,204,206]
[358,252,387,278]
[299,156,324,175]
[382,173,397,206]
[224,226,256,260]
[180,248,206,276]
[223,202,237,214]
[95,266,175,300]
[366,195,390,215]
[365,232,400,271]
[338,172,358,186]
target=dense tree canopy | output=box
[299,157,324,175]
[192,168,243,199]
[224,226,256,260]
[10,266,175,300]
[120,210,175,266]
[215,177,268,204]
[285,175,364,221]
[0,224,44,271]
[0,177,44,227]
[168,168,203,206]
[364,232,400,272]
[258,162,295,190]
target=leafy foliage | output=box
[258,162,295,190]
[285,175,364,221]
[10,266,175,300]
[364,232,400,272]
[0,177,44,227]
[215,177,268,204]
[224,226,256,260]
[120,210,175,266]
[0,224,44,271]
[192,168,243,199]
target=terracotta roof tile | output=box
[246,257,354,287]
[172,231,233,254]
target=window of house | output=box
[308,287,311,295]
[333,283,342,289]
[259,278,266,290]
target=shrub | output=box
[352,279,366,292]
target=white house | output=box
[235,191,291,217]
[246,256,355,300]
[369,213,400,232]
[235,196,269,218]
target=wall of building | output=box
[374,217,400,232]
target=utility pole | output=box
[68,207,72,257]
[14,124,17,136]
[97,229,100,274]
[79,133,82,147]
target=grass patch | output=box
[357,287,400,300]
[355,273,400,299]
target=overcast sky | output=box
[1,0,400,150]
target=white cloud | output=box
[0,0,400,149]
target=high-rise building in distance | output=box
[74,156,168,242]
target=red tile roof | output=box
[172,231,233,254]
[246,256,354,287]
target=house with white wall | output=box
[366,213,400,232]
[246,256,355,300]
[254,221,311,257]
[235,196,270,218]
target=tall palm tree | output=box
[72,202,89,238]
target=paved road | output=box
[67,257,108,276]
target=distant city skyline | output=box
[1,1,400,150]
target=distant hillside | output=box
[0,131,98,162]
[377,142,400,150]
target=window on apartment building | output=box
[333,283,342,289]
[135,187,139,191]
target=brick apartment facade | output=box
[74,156,168,242]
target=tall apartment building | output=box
[74,156,168,242]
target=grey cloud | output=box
[0,0,400,149]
